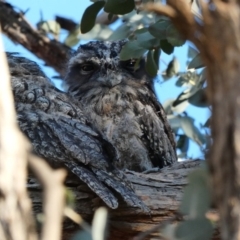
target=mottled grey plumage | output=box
[65,40,177,172]
[9,53,146,210]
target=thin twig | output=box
[28,155,67,240]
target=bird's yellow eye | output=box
[80,63,95,74]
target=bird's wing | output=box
[137,87,177,168]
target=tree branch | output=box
[0,1,72,77]
[28,160,206,240]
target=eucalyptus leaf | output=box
[145,50,158,77]
[188,88,208,107]
[80,24,112,40]
[148,20,172,40]
[175,71,199,87]
[160,39,174,55]
[120,41,146,60]
[176,218,213,240]
[38,20,61,35]
[204,117,211,128]
[171,100,189,114]
[165,57,180,78]
[177,134,189,153]
[180,116,206,145]
[80,1,105,34]
[136,30,160,50]
[188,53,204,69]
[153,48,161,67]
[172,84,204,111]
[188,46,199,59]
[64,27,80,47]
[104,0,135,15]
[108,24,130,40]
[167,115,182,132]
[179,167,211,219]
[163,99,175,115]
[166,24,186,47]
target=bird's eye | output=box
[127,59,136,68]
[123,59,138,71]
[80,63,95,74]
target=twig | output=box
[28,155,67,240]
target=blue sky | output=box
[2,0,209,158]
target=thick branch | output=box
[28,160,203,240]
[0,1,72,77]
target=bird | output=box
[8,53,147,210]
[65,40,177,172]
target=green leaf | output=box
[64,27,81,47]
[177,134,189,153]
[80,24,112,40]
[167,115,182,132]
[108,24,130,40]
[145,50,158,77]
[175,71,199,87]
[180,116,206,145]
[38,20,61,35]
[188,53,204,69]
[165,57,180,78]
[160,39,174,55]
[136,30,160,50]
[204,117,211,128]
[104,0,135,15]
[163,99,175,115]
[180,167,211,219]
[179,167,211,219]
[176,218,213,240]
[171,100,189,113]
[80,1,105,34]
[153,48,161,67]
[188,88,208,107]
[120,41,147,60]
[166,24,186,47]
[188,46,199,59]
[148,20,172,40]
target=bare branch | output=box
[0,1,72,77]
[28,155,67,240]
[0,28,37,240]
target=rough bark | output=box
[0,1,72,77]
[28,160,202,240]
